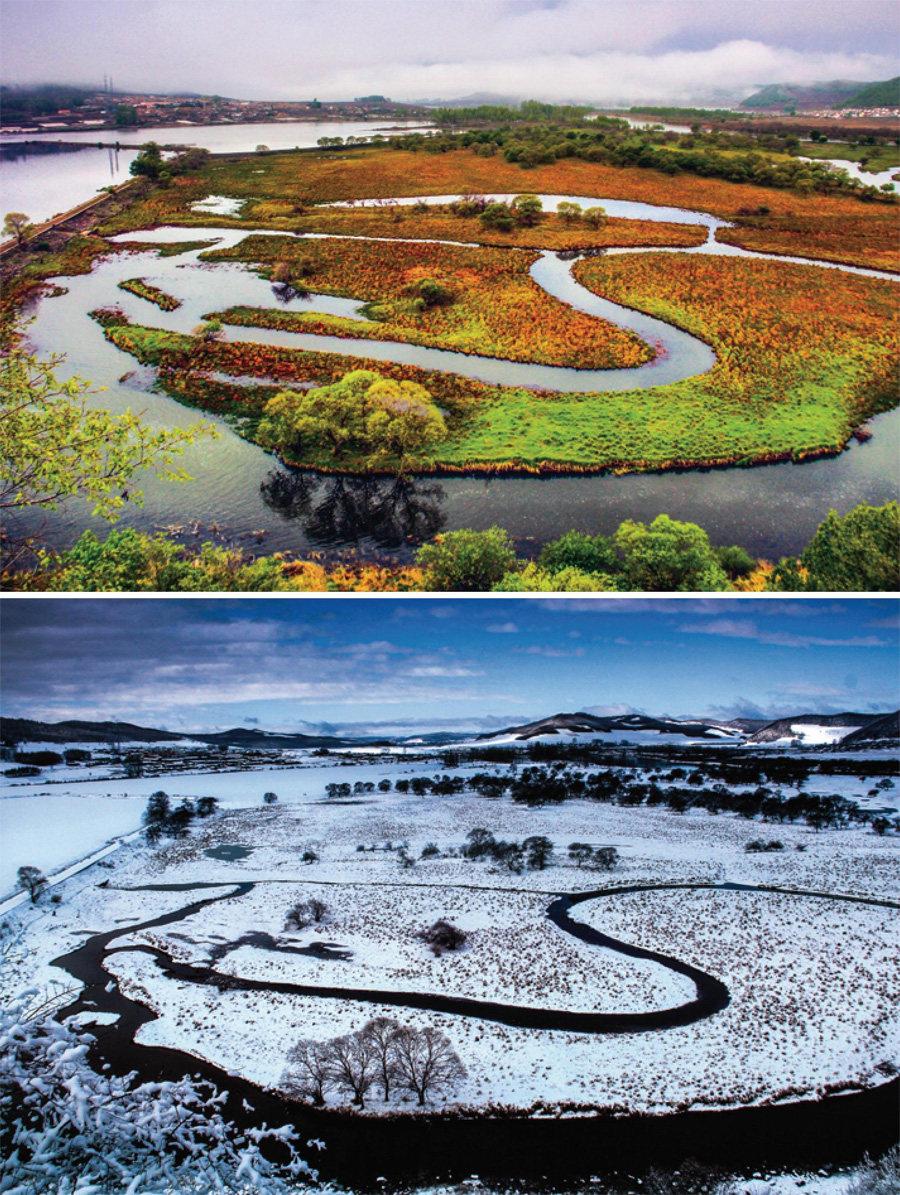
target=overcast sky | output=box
[2,598,896,734]
[2,0,897,106]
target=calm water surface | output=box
[0,121,430,223]
[3,163,897,564]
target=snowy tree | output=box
[391,1026,466,1106]
[593,846,619,871]
[522,835,553,870]
[143,790,171,826]
[0,998,315,1192]
[282,1038,335,1106]
[328,1030,378,1107]
[360,1017,401,1101]
[16,865,47,904]
[568,842,593,868]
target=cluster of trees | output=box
[142,790,219,842]
[388,122,895,200]
[129,142,211,184]
[283,1017,465,1107]
[568,844,620,870]
[257,370,447,471]
[441,191,607,232]
[463,827,556,872]
[432,100,597,126]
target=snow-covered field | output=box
[4,772,896,1131]
[2,746,896,899]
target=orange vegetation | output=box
[203,234,651,369]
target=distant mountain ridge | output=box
[2,710,896,750]
[0,717,353,749]
[745,712,882,744]
[477,711,755,742]
[741,77,899,111]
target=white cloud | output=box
[3,1,894,104]
[486,622,519,634]
[680,618,886,649]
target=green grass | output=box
[103,321,884,475]
[798,142,900,172]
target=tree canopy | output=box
[257,369,447,470]
[0,332,210,566]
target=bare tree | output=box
[329,1030,378,1107]
[361,1017,400,1101]
[392,1026,466,1106]
[282,1039,334,1106]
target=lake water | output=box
[0,120,431,223]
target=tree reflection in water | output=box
[260,470,446,551]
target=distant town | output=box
[0,86,428,134]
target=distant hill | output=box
[0,717,353,749]
[843,77,900,108]
[836,711,900,748]
[746,713,881,745]
[477,711,747,742]
[0,718,185,745]
[742,78,899,112]
[742,81,866,111]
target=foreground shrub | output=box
[416,526,517,590]
[0,1001,313,1192]
[770,501,899,592]
[615,515,730,591]
[32,528,315,592]
[539,530,618,576]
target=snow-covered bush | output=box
[844,1147,900,1195]
[0,996,316,1193]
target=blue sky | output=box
[2,598,897,734]
[2,0,896,106]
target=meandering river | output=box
[51,876,900,1187]
[8,190,899,563]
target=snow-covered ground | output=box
[2,748,895,898]
[5,779,895,1123]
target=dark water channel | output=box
[52,878,900,1189]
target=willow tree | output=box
[1,329,211,568]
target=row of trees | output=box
[446,192,606,231]
[283,1018,465,1107]
[463,764,890,832]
